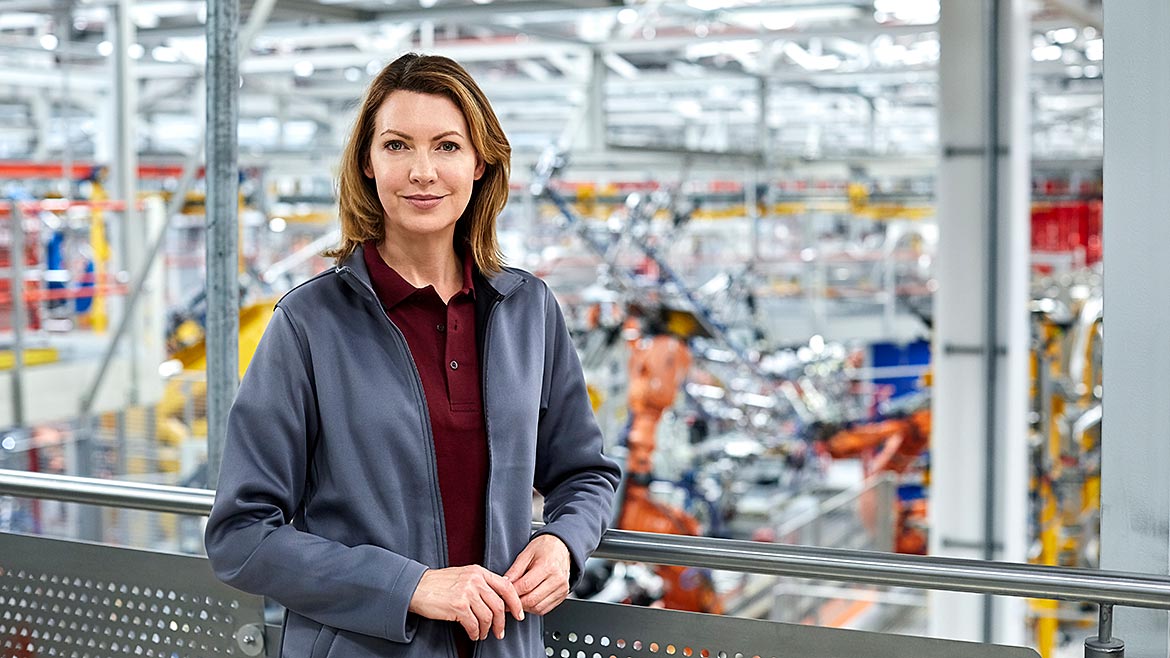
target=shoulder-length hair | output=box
[325,53,510,273]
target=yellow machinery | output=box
[1028,279,1103,657]
[156,300,277,449]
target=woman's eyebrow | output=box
[378,129,465,141]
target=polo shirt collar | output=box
[361,240,476,310]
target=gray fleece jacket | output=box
[204,250,621,658]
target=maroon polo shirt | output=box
[363,241,487,658]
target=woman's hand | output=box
[408,565,524,641]
[504,534,572,615]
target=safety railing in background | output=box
[761,475,905,627]
[1,468,1160,657]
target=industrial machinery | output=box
[616,308,722,614]
[819,400,931,555]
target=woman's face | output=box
[364,90,485,243]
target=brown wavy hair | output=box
[325,53,510,273]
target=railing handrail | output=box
[3,467,1168,612]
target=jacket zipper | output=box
[472,293,501,658]
[338,267,450,568]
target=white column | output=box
[1101,2,1170,655]
[929,0,1029,645]
[113,0,143,404]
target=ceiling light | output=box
[1031,45,1062,62]
[39,34,58,50]
[1085,38,1102,61]
[293,61,314,77]
[1049,27,1078,44]
[762,15,795,31]
[674,99,702,119]
[695,23,709,38]
[367,59,382,75]
[132,8,160,28]
[268,217,287,233]
[1083,64,1100,78]
[152,45,180,62]
[128,43,145,59]
[97,40,113,56]
[344,67,361,81]
[419,0,436,7]
[617,8,637,25]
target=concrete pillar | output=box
[929,0,1030,645]
[1100,2,1170,656]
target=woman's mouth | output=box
[404,194,444,210]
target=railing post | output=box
[1085,603,1125,657]
[8,200,26,429]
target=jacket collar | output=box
[338,249,524,302]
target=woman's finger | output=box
[468,596,493,641]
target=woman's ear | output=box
[363,160,374,179]
[474,157,485,181]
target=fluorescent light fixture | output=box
[268,217,287,233]
[151,45,180,62]
[1050,27,1078,44]
[1031,45,1062,62]
[674,99,702,119]
[97,40,113,56]
[1085,38,1102,61]
[128,43,145,59]
[293,61,315,77]
[617,7,638,25]
[39,34,58,50]
[763,14,796,30]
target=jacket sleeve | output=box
[531,284,622,586]
[204,306,428,643]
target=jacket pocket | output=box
[309,624,338,658]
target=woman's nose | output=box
[409,153,436,185]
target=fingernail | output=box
[519,610,525,620]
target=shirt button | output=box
[436,324,446,332]
[450,360,459,370]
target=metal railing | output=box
[0,467,1158,657]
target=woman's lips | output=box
[404,195,444,210]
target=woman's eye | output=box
[386,140,406,151]
[438,141,460,152]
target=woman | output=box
[204,53,621,658]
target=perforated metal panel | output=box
[0,532,267,658]
[543,599,1040,658]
